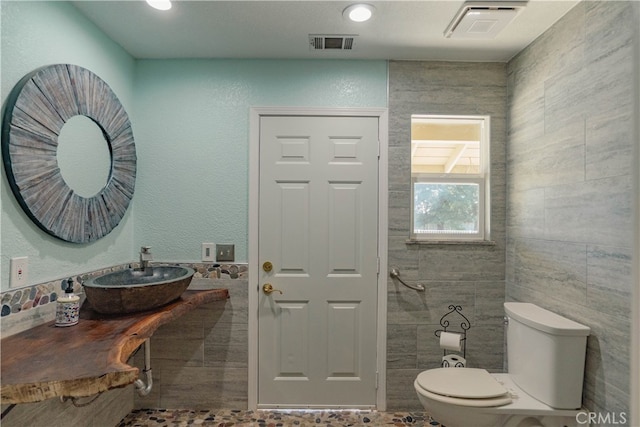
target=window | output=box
[410,115,490,241]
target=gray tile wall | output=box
[506,1,635,421]
[387,61,507,411]
[134,278,248,409]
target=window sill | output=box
[405,239,496,246]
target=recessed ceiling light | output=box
[146,0,172,11]
[343,4,375,23]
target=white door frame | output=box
[248,107,388,410]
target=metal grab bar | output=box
[389,267,425,292]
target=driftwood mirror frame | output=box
[1,64,136,243]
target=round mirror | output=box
[57,115,113,198]
[1,64,137,243]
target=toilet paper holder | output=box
[434,304,471,359]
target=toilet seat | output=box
[415,368,512,408]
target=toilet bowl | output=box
[414,303,590,427]
[414,370,582,427]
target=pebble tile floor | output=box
[118,409,443,427]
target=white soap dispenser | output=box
[55,278,80,327]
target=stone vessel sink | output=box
[83,266,195,314]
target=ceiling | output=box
[71,0,579,62]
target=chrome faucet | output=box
[140,246,153,271]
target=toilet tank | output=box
[504,302,590,409]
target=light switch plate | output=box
[216,244,235,262]
[202,243,215,262]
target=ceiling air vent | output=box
[309,34,357,51]
[444,1,526,39]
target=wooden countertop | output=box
[0,288,229,404]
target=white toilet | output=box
[414,302,591,427]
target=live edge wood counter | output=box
[0,288,229,404]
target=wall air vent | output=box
[444,1,526,39]
[309,34,357,51]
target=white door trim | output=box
[248,107,388,410]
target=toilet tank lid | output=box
[504,302,590,336]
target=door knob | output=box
[262,283,283,295]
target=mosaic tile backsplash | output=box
[0,262,246,331]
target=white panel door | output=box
[258,115,379,408]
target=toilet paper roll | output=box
[442,354,466,368]
[439,331,462,351]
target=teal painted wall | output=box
[1,1,136,291]
[1,2,388,290]
[133,59,387,262]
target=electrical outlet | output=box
[216,244,235,262]
[202,243,215,262]
[10,257,28,288]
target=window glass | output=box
[410,115,489,241]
